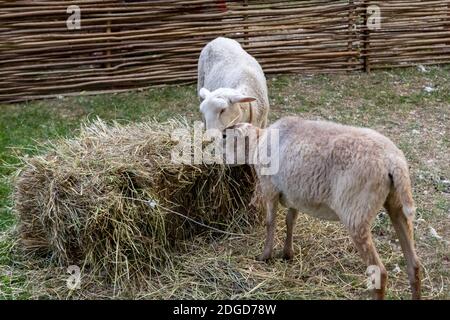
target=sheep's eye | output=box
[219,109,225,115]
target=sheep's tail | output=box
[390,163,415,218]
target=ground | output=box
[0,66,449,299]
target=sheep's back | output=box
[262,117,397,214]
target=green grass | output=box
[0,65,449,299]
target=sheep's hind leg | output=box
[282,208,299,260]
[385,200,421,300]
[347,222,388,300]
[257,197,278,261]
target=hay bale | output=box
[13,118,259,287]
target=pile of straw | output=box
[13,118,259,287]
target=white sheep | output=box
[229,117,421,300]
[197,37,269,131]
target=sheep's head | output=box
[222,122,262,166]
[227,123,261,140]
[199,87,256,132]
[224,123,279,175]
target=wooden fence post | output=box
[362,0,371,73]
[243,0,249,48]
[106,14,111,70]
[447,0,449,48]
[348,0,355,72]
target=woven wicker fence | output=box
[1,0,449,103]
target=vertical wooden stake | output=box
[243,0,249,48]
[447,0,450,48]
[106,14,111,69]
[363,0,371,73]
[347,0,355,72]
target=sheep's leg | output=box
[348,225,387,300]
[282,208,299,260]
[385,202,421,300]
[257,198,278,261]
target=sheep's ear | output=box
[229,95,257,104]
[199,87,210,99]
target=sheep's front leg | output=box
[257,198,278,261]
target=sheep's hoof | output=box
[371,289,386,300]
[256,252,272,262]
[281,250,294,261]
